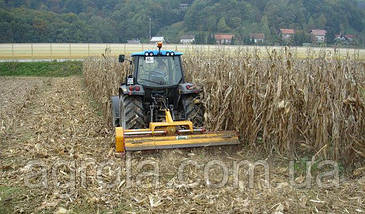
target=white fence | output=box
[0,43,227,59]
[0,43,364,60]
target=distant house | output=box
[179,3,190,10]
[280,29,295,41]
[345,34,354,41]
[335,34,354,42]
[150,36,165,43]
[127,39,140,44]
[180,35,195,44]
[335,34,346,42]
[335,34,355,45]
[311,29,327,43]
[250,33,265,44]
[215,34,234,45]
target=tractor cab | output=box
[133,50,183,87]
[119,42,185,88]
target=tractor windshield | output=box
[136,56,183,87]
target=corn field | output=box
[83,47,365,164]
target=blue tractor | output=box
[111,42,239,152]
[111,42,204,130]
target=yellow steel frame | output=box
[149,109,193,135]
[115,110,239,152]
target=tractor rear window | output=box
[137,56,182,87]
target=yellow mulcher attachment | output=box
[116,110,239,152]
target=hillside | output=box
[0,0,364,46]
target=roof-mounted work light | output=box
[157,42,162,54]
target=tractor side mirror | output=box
[118,54,125,63]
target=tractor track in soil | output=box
[0,76,364,213]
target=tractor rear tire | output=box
[119,95,146,129]
[111,96,120,127]
[182,95,204,127]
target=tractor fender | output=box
[119,84,145,96]
[179,83,200,95]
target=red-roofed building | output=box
[250,33,265,44]
[345,34,355,40]
[215,34,234,44]
[311,29,327,43]
[335,34,355,44]
[280,29,295,41]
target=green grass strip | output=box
[0,61,82,77]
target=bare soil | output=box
[0,76,44,113]
[0,76,364,213]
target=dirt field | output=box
[0,77,44,112]
[1,76,365,213]
[0,77,45,137]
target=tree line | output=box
[0,0,364,46]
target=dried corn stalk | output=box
[83,47,365,163]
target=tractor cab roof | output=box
[131,50,183,57]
